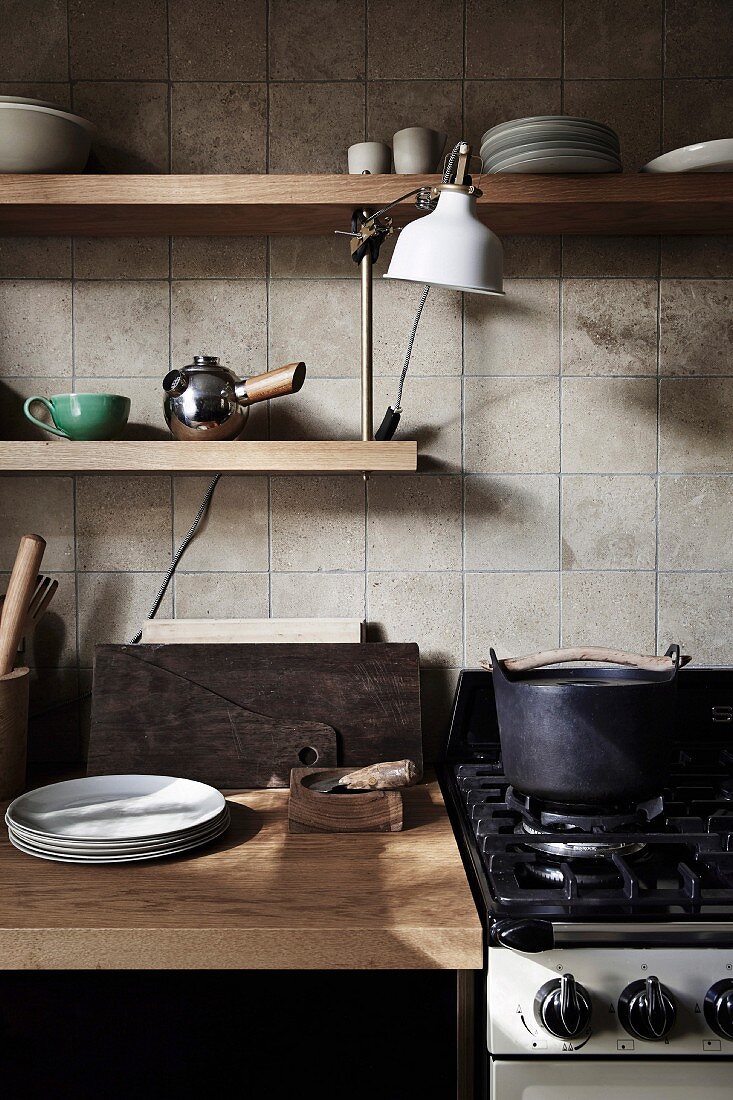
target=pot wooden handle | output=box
[238,362,306,406]
[481,646,691,675]
[0,534,46,676]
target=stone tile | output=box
[663,79,733,149]
[501,237,562,278]
[368,571,463,668]
[271,476,365,571]
[665,0,733,78]
[171,280,267,376]
[562,378,658,473]
[464,378,560,474]
[374,376,462,473]
[74,281,169,378]
[464,80,562,153]
[73,238,169,280]
[465,0,562,78]
[1,571,77,669]
[374,281,462,377]
[69,0,167,79]
[269,235,377,280]
[561,572,656,653]
[172,83,267,174]
[172,238,267,279]
[0,282,72,377]
[78,572,173,665]
[465,475,560,571]
[3,0,68,80]
[0,238,71,279]
[658,572,733,665]
[367,0,463,80]
[80,377,170,440]
[73,82,169,172]
[420,668,460,760]
[268,280,359,378]
[562,279,658,376]
[0,376,70,440]
[561,475,657,570]
[270,378,360,441]
[0,82,71,108]
[464,279,560,375]
[562,79,661,171]
[660,280,733,376]
[271,572,366,618]
[173,475,269,572]
[0,477,74,571]
[76,476,172,572]
[660,379,733,474]
[366,81,463,147]
[270,0,362,80]
[464,572,560,665]
[659,476,733,570]
[368,475,462,571]
[562,238,659,278]
[661,238,733,278]
[27,667,81,765]
[269,83,365,173]
[564,0,663,78]
[169,0,266,80]
[174,572,269,618]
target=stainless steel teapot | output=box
[163,355,306,441]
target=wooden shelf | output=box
[0,440,417,474]
[0,173,731,236]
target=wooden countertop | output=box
[0,780,483,970]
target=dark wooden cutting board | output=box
[88,642,421,787]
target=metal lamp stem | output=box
[360,243,373,442]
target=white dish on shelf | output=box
[481,132,619,163]
[483,143,621,171]
[492,153,622,174]
[482,115,618,145]
[0,94,63,109]
[641,138,733,173]
[0,101,95,173]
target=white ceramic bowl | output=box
[0,102,95,172]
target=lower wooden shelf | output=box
[0,440,417,474]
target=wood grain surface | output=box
[0,779,483,970]
[288,767,404,833]
[0,173,730,235]
[140,618,365,644]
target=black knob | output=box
[492,919,554,954]
[618,977,676,1041]
[705,980,733,1041]
[534,973,592,1039]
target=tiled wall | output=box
[1,0,732,761]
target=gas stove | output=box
[441,667,733,1099]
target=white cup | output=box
[347,141,392,175]
[393,127,447,173]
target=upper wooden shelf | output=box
[0,173,730,237]
[0,440,417,475]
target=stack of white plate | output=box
[480,116,622,174]
[5,774,229,864]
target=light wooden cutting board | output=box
[140,618,365,644]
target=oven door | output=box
[491,1059,733,1098]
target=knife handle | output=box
[0,534,46,676]
[339,759,419,790]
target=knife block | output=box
[0,666,29,800]
[288,768,404,833]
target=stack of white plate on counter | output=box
[5,774,229,864]
[480,116,622,174]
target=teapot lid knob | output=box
[192,354,219,366]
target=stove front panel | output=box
[490,1059,733,1099]
[488,946,733,1056]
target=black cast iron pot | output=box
[485,645,684,806]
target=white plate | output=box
[481,132,619,162]
[7,808,230,852]
[7,775,226,841]
[489,148,620,171]
[8,818,229,864]
[0,95,62,109]
[641,138,733,173]
[482,116,617,144]
[482,141,621,170]
[491,154,622,174]
[481,123,619,150]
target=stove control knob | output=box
[618,977,676,1042]
[704,981,733,1041]
[534,973,592,1039]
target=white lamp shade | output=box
[383,188,504,296]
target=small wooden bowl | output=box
[288,767,403,833]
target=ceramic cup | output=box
[23,392,131,440]
[347,140,392,175]
[392,127,447,174]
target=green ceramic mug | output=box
[23,393,131,441]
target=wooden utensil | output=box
[0,535,46,676]
[0,575,58,643]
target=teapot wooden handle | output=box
[238,362,306,406]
